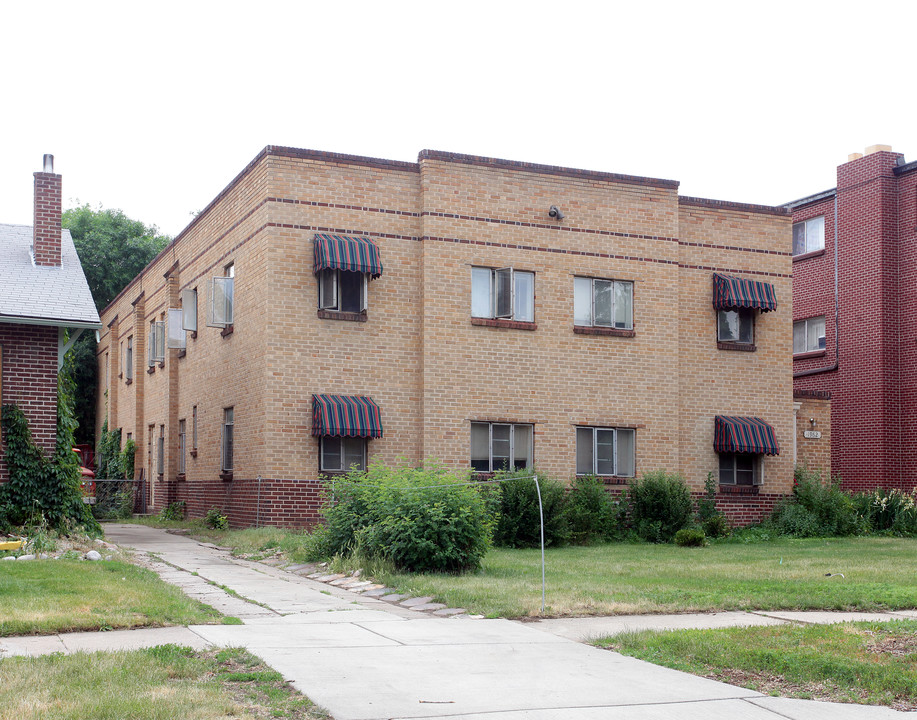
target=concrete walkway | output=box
[1,524,911,719]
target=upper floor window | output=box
[471,422,533,472]
[793,316,826,354]
[576,426,635,477]
[167,309,186,350]
[181,288,198,333]
[471,267,534,322]
[793,216,825,256]
[148,320,165,366]
[574,277,633,329]
[318,269,366,313]
[125,336,133,381]
[717,309,754,345]
[208,263,234,328]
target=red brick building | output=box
[0,156,101,484]
[787,145,917,491]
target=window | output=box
[181,288,198,333]
[320,436,367,472]
[793,316,826,354]
[125,337,133,381]
[167,308,186,350]
[208,263,234,328]
[470,422,533,472]
[157,425,164,476]
[576,427,635,477]
[148,320,165,366]
[192,406,198,454]
[221,407,234,472]
[717,309,754,345]
[574,277,633,329]
[719,453,761,486]
[793,216,825,256]
[471,267,534,322]
[318,269,367,313]
[178,419,186,474]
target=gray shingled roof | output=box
[0,223,101,328]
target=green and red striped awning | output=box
[313,234,383,278]
[312,394,383,438]
[714,416,780,455]
[712,273,777,312]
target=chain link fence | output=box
[89,479,143,520]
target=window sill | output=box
[598,476,632,485]
[147,367,156,375]
[189,449,198,458]
[177,349,186,359]
[792,248,825,263]
[718,484,759,495]
[158,361,165,369]
[793,349,826,360]
[190,331,198,339]
[317,309,367,323]
[176,473,186,482]
[717,341,756,352]
[221,325,234,337]
[574,326,635,338]
[125,378,133,385]
[220,471,233,481]
[471,318,537,331]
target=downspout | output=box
[793,192,840,378]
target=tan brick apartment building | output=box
[96,146,796,527]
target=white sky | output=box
[2,0,913,238]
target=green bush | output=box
[324,462,493,573]
[674,527,706,547]
[628,471,693,543]
[96,421,123,478]
[492,468,569,548]
[205,507,229,530]
[852,488,917,534]
[565,476,617,544]
[160,501,186,521]
[771,467,864,537]
[696,472,730,539]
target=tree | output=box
[63,205,170,445]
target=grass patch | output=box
[0,644,327,720]
[0,560,221,636]
[596,620,917,710]
[378,537,917,617]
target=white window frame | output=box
[319,436,368,472]
[178,418,186,474]
[167,308,186,350]
[718,453,763,486]
[125,336,133,381]
[717,309,754,345]
[318,268,368,312]
[575,426,636,477]
[793,316,826,354]
[181,288,198,333]
[221,407,234,472]
[471,267,535,322]
[192,406,198,454]
[574,277,634,329]
[157,424,164,476]
[148,321,165,366]
[793,216,825,256]
[207,264,234,328]
[470,422,534,472]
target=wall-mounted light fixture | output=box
[809,418,817,428]
[548,205,564,221]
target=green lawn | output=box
[379,537,917,617]
[597,620,917,710]
[0,645,327,720]
[0,560,221,636]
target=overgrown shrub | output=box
[160,501,186,521]
[565,475,617,544]
[96,420,123,478]
[852,488,917,534]
[696,472,730,539]
[674,527,706,547]
[492,468,569,548]
[121,438,136,480]
[205,507,229,530]
[324,462,493,573]
[628,471,693,543]
[771,466,864,537]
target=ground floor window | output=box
[321,436,367,472]
[718,453,760,486]
[471,422,533,472]
[222,408,234,472]
[576,427,635,477]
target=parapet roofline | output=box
[781,188,837,211]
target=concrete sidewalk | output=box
[2,523,910,720]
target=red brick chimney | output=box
[33,154,62,267]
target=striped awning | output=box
[313,234,383,278]
[714,416,780,455]
[712,273,777,312]
[312,394,383,438]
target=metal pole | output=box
[533,473,546,613]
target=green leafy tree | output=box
[62,205,170,443]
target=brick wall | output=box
[98,146,796,526]
[794,392,831,477]
[0,323,59,484]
